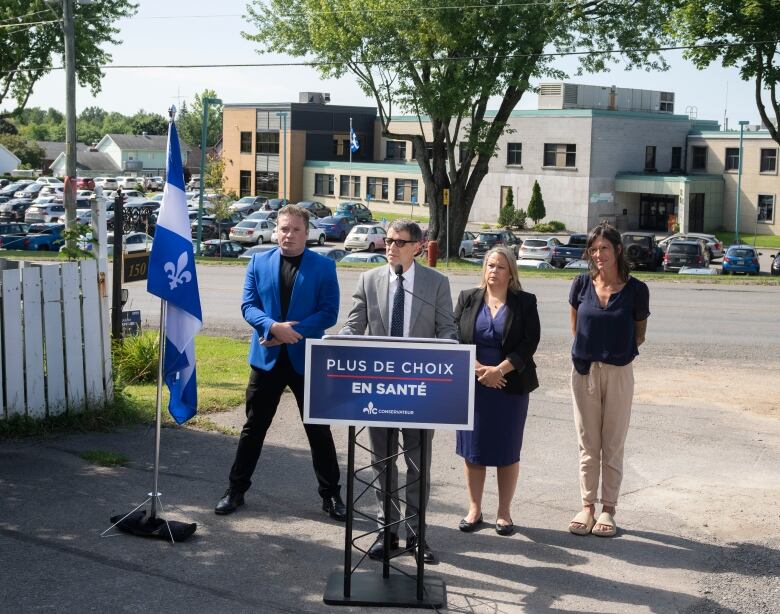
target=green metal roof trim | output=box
[390,109,693,122]
[615,172,724,183]
[689,130,775,139]
[304,160,422,173]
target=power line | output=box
[2,39,776,74]
[0,8,56,26]
[0,18,61,30]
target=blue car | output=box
[315,214,356,241]
[722,245,761,275]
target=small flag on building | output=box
[350,128,360,153]
[146,116,203,424]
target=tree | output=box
[129,110,168,135]
[176,90,223,147]
[0,1,138,119]
[527,181,546,225]
[0,134,45,167]
[497,187,515,227]
[244,0,675,256]
[204,153,226,192]
[671,1,780,146]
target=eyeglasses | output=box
[384,238,414,247]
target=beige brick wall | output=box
[222,107,257,196]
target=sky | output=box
[7,0,766,128]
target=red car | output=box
[76,177,95,190]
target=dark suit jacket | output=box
[454,287,540,395]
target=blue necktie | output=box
[391,274,404,337]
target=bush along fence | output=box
[0,258,112,420]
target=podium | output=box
[304,335,475,609]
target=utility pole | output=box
[63,0,77,234]
[196,96,222,256]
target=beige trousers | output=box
[571,362,634,507]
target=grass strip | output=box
[79,450,130,466]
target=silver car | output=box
[659,233,723,260]
[517,237,562,262]
[229,219,276,244]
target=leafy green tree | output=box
[129,111,168,135]
[176,90,223,147]
[244,0,674,256]
[20,123,52,141]
[514,207,527,230]
[79,106,108,125]
[0,1,138,119]
[0,134,45,167]
[527,180,546,225]
[671,0,780,146]
[498,187,515,227]
[204,153,226,192]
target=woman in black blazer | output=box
[454,246,540,536]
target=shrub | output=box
[514,207,527,230]
[498,202,516,227]
[527,180,546,224]
[533,220,566,232]
[113,332,159,386]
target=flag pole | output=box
[349,117,353,196]
[150,299,168,519]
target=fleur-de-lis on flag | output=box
[164,251,192,290]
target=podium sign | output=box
[304,337,475,430]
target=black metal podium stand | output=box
[323,426,445,608]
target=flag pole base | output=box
[101,493,196,543]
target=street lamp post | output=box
[276,112,288,202]
[196,96,222,256]
[735,120,749,245]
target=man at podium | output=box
[340,219,457,563]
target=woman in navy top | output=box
[568,223,649,538]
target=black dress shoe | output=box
[322,494,347,521]
[495,521,515,536]
[459,514,484,533]
[407,536,436,564]
[214,488,244,515]
[368,532,399,560]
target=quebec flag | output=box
[147,118,203,424]
[350,127,360,153]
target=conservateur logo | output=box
[362,401,414,416]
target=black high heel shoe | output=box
[458,513,484,532]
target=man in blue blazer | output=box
[215,205,346,520]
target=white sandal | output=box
[568,509,595,535]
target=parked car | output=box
[340,252,388,265]
[0,181,33,204]
[186,174,201,190]
[0,222,30,250]
[549,234,587,267]
[271,220,326,245]
[191,213,243,240]
[335,201,373,223]
[230,196,268,213]
[296,200,332,219]
[36,177,63,186]
[94,177,118,191]
[308,246,347,262]
[264,198,288,211]
[245,210,278,222]
[238,244,278,259]
[659,233,724,260]
[518,236,562,262]
[116,177,144,191]
[621,232,664,270]
[678,266,719,275]
[663,239,710,272]
[20,223,65,251]
[229,219,276,244]
[14,182,46,200]
[771,252,780,276]
[76,177,95,190]
[459,231,477,258]
[0,199,34,222]
[201,239,246,258]
[564,259,590,270]
[516,259,556,270]
[314,214,357,241]
[148,176,164,190]
[38,185,65,198]
[721,245,761,275]
[24,202,66,224]
[105,231,154,257]
[472,230,522,258]
[344,224,386,252]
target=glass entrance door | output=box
[639,195,677,231]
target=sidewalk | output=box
[2,384,778,612]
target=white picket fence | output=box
[0,258,113,420]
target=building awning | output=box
[615,173,723,195]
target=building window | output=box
[255,171,278,196]
[724,147,740,171]
[644,146,657,171]
[458,142,469,164]
[239,171,251,197]
[386,140,407,160]
[394,178,418,203]
[240,132,252,154]
[691,146,707,170]
[757,194,775,224]
[255,131,279,155]
[340,175,360,198]
[367,177,388,200]
[506,143,522,165]
[760,148,777,173]
[314,173,334,196]
[659,91,675,113]
[543,143,576,168]
[411,141,433,161]
[671,147,682,172]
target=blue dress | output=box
[456,303,529,467]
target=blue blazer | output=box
[242,247,339,373]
